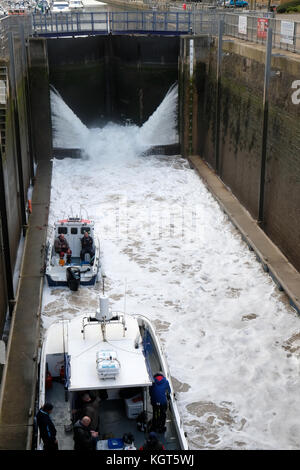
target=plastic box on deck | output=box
[96,350,120,379]
[124,394,143,419]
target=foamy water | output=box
[42,86,300,450]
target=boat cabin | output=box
[54,218,95,264]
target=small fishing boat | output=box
[37,295,188,450]
[45,217,101,289]
[69,0,84,10]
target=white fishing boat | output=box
[45,217,101,289]
[69,0,83,10]
[37,295,188,450]
[51,1,70,13]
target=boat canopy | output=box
[67,314,153,391]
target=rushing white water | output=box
[43,86,300,450]
[50,84,178,157]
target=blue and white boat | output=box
[37,296,189,450]
[45,217,101,289]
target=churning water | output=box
[50,84,179,159]
[43,85,300,450]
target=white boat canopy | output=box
[67,314,153,391]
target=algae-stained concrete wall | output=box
[264,54,300,270]
[28,38,53,163]
[0,36,34,335]
[46,35,179,127]
[181,35,300,272]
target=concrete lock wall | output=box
[0,33,34,336]
[180,35,300,273]
[46,35,179,127]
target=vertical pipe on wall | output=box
[188,37,194,156]
[215,19,223,175]
[8,32,27,236]
[0,146,15,317]
[258,27,272,224]
[19,24,35,183]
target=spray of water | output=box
[50,84,178,160]
[50,87,90,149]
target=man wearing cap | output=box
[36,402,58,451]
[80,231,94,262]
[149,371,171,434]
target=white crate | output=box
[124,394,143,419]
[96,350,120,379]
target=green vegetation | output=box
[276,0,300,13]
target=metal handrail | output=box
[1,11,300,55]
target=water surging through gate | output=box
[50,84,178,162]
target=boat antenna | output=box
[124,278,127,314]
[62,316,68,400]
[102,274,106,295]
[122,279,127,336]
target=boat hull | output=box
[46,273,97,287]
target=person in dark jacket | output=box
[139,432,165,450]
[36,403,58,451]
[149,371,171,433]
[80,231,94,262]
[73,391,100,431]
[73,416,98,451]
[54,233,72,263]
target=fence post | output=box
[188,37,194,156]
[258,26,272,223]
[215,19,223,175]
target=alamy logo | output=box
[291,80,300,105]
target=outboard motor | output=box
[66,266,81,291]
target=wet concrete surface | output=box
[0,160,52,450]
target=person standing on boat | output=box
[74,391,100,431]
[36,403,58,451]
[139,432,165,450]
[54,233,72,263]
[80,231,94,262]
[73,416,99,451]
[149,371,171,434]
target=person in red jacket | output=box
[149,371,171,433]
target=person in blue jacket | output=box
[149,371,171,433]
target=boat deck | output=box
[46,381,179,450]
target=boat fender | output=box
[60,365,65,383]
[46,370,52,389]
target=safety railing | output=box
[2,10,299,55]
[220,12,300,54]
[31,10,194,36]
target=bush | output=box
[276,0,300,13]
[286,4,300,10]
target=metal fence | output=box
[1,10,300,55]
[31,10,194,36]
[219,12,300,54]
